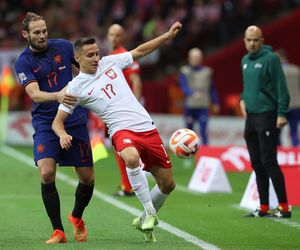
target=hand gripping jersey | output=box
[15,39,87,133]
[59,52,155,137]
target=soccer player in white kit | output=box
[52,22,182,242]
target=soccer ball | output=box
[169,128,200,158]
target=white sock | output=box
[141,184,168,222]
[126,166,156,215]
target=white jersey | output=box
[59,52,155,137]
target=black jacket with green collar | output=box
[241,45,290,117]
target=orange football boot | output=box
[45,229,67,244]
[68,213,87,242]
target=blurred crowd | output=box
[1,0,300,112]
[1,0,300,56]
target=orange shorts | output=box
[112,129,172,171]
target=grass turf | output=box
[0,146,299,250]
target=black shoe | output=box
[244,209,271,218]
[272,206,292,218]
[114,189,135,197]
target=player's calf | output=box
[158,178,176,194]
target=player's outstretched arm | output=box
[130,21,182,60]
[25,82,77,107]
[52,110,73,150]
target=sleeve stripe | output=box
[22,80,37,88]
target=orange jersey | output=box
[111,46,140,89]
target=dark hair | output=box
[74,37,96,53]
[22,12,45,32]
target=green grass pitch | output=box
[0,146,299,250]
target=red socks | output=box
[260,204,270,213]
[260,203,289,212]
[279,203,289,212]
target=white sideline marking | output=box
[0,146,220,250]
[272,219,300,229]
[231,204,300,230]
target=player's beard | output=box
[28,36,48,52]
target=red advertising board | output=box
[196,146,300,205]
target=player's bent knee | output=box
[39,170,56,184]
[37,159,56,183]
[120,147,140,168]
[123,154,140,168]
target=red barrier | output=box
[196,146,300,205]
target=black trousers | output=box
[244,111,288,205]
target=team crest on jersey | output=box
[54,54,62,64]
[18,72,27,83]
[105,68,117,79]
